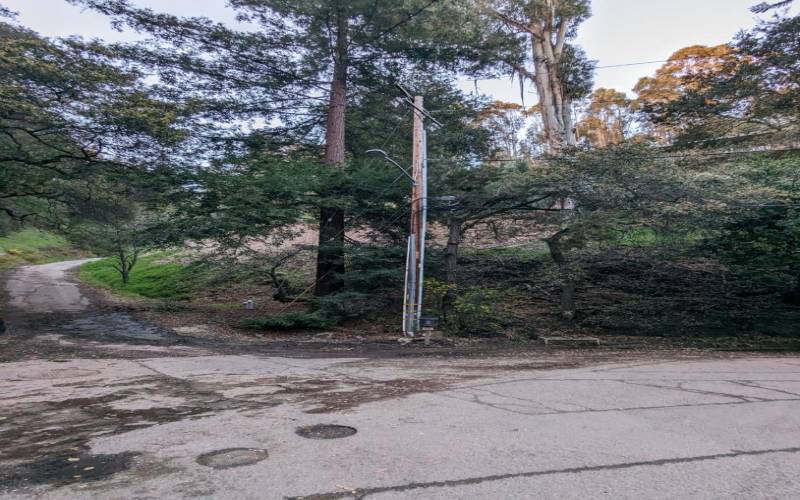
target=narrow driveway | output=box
[5,259,98,313]
[1,260,799,499]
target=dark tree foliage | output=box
[559,45,596,102]
[0,19,189,225]
[709,203,800,303]
[69,0,515,296]
[638,15,800,308]
[163,153,325,251]
[696,150,800,306]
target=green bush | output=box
[424,278,457,316]
[344,245,404,294]
[613,227,707,248]
[313,291,378,318]
[244,289,382,332]
[452,287,509,336]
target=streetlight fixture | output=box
[365,149,416,185]
[366,92,432,337]
[367,147,424,336]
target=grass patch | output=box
[0,228,81,269]
[463,244,549,262]
[615,227,707,248]
[79,253,193,300]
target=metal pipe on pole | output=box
[373,90,433,337]
[416,125,428,331]
[403,95,429,337]
[403,234,416,334]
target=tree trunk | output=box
[442,217,462,323]
[562,97,576,146]
[783,272,800,306]
[531,37,565,151]
[445,217,462,285]
[315,206,345,296]
[116,247,130,284]
[546,231,576,320]
[314,13,348,297]
[527,19,576,151]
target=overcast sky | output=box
[4,0,798,104]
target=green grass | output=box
[79,253,193,300]
[615,227,708,248]
[0,228,80,269]
[463,244,550,262]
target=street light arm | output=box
[365,149,416,185]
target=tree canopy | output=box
[2,1,799,337]
[0,19,187,225]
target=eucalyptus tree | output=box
[632,45,742,143]
[648,15,800,148]
[575,88,634,148]
[71,0,513,296]
[478,101,530,158]
[480,0,595,150]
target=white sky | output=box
[4,0,798,104]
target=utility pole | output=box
[369,85,439,337]
[403,96,429,336]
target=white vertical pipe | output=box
[402,236,412,334]
[416,127,428,328]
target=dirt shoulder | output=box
[6,259,800,365]
[70,267,800,359]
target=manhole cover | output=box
[195,448,269,469]
[296,424,357,440]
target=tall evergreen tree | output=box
[71,0,513,295]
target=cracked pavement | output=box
[1,260,800,499]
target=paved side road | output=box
[5,259,99,313]
[1,260,799,499]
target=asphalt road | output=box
[4,259,98,313]
[2,260,799,499]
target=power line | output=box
[464,147,800,163]
[574,147,800,161]
[373,0,441,41]
[595,52,742,70]
[595,60,668,69]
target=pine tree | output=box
[71,0,513,295]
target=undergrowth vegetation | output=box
[5,7,798,343]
